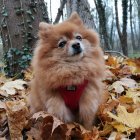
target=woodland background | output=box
[0,0,140,77]
[0,0,140,140]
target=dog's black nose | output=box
[72,42,82,55]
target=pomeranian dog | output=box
[29,12,105,129]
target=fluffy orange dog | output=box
[30,12,105,129]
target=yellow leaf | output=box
[124,59,140,74]
[99,123,113,136]
[107,105,140,129]
[118,96,133,104]
[126,89,140,104]
[111,122,134,133]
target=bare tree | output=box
[135,0,140,48]
[109,15,115,49]
[130,0,136,50]
[53,0,67,24]
[94,0,111,50]
[115,0,128,56]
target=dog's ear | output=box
[68,12,83,26]
[39,22,53,39]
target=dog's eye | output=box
[58,41,67,48]
[76,35,82,41]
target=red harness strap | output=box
[58,80,88,113]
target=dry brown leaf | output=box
[0,79,27,96]
[27,111,68,140]
[104,69,115,81]
[136,128,140,140]
[0,75,8,86]
[106,56,119,68]
[6,100,29,139]
[98,100,119,122]
[119,65,132,76]
[82,127,100,140]
[41,115,67,140]
[23,68,33,81]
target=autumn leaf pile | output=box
[0,55,140,140]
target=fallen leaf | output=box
[107,105,140,129]
[118,96,133,104]
[124,58,140,74]
[23,68,33,81]
[126,89,140,104]
[98,100,119,122]
[108,132,117,139]
[6,100,29,139]
[109,78,138,94]
[106,56,118,68]
[136,128,140,140]
[111,122,134,133]
[119,65,132,76]
[82,127,100,140]
[28,112,68,140]
[99,123,113,136]
[0,79,27,96]
[120,77,138,88]
[109,81,125,93]
[41,115,67,140]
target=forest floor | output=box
[0,55,140,140]
[128,51,140,58]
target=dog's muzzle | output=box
[72,42,82,55]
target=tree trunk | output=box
[109,16,114,49]
[122,0,128,56]
[114,0,128,56]
[94,0,111,50]
[0,0,49,77]
[130,0,136,50]
[136,0,140,48]
[66,0,96,29]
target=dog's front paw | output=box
[45,96,74,123]
[79,98,99,129]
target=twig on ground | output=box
[105,50,128,58]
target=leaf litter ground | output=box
[0,55,140,140]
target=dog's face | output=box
[33,12,104,88]
[37,12,100,62]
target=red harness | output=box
[58,80,88,113]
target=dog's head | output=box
[37,12,100,61]
[33,12,105,88]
